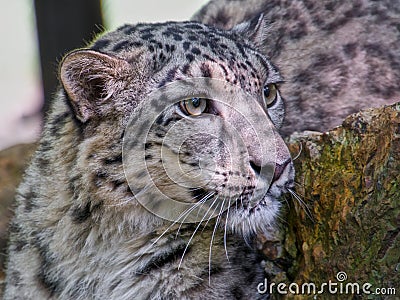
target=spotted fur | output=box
[193,0,400,135]
[3,19,294,299]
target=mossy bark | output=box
[264,103,400,299]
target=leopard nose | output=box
[272,158,291,183]
[249,160,262,175]
[249,159,281,183]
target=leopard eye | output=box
[263,83,278,108]
[180,97,207,116]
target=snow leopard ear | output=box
[231,14,269,48]
[60,50,131,123]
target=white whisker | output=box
[209,198,226,284]
[201,193,224,235]
[125,193,216,275]
[176,192,215,238]
[291,141,303,161]
[223,197,232,262]
[178,195,220,270]
[288,188,314,222]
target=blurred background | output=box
[0,0,208,151]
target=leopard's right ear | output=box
[231,14,269,49]
[60,50,131,123]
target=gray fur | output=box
[4,21,293,299]
[193,0,400,136]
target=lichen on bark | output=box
[270,102,400,299]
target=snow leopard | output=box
[3,17,294,299]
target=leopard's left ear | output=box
[60,50,132,123]
[231,14,268,48]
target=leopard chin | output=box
[221,194,281,239]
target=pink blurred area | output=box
[0,78,43,150]
[0,2,42,150]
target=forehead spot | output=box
[173,34,183,41]
[191,48,201,55]
[141,33,154,40]
[186,54,195,62]
[183,41,191,51]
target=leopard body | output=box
[194,0,400,135]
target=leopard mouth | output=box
[229,174,294,212]
[233,189,283,213]
[230,158,295,210]
[219,163,295,237]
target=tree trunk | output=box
[262,102,400,299]
[34,0,103,113]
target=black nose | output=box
[250,158,291,182]
[250,160,262,174]
[272,158,291,183]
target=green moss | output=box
[283,103,400,293]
